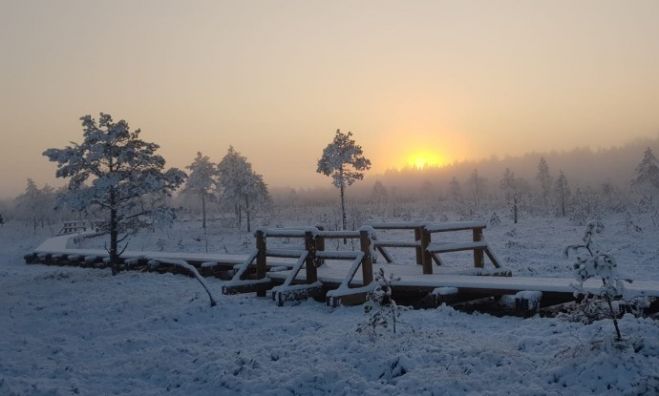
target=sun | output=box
[407,151,444,170]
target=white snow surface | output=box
[2,216,659,395]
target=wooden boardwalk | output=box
[25,225,659,315]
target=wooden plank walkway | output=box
[267,261,659,299]
[30,233,294,269]
[27,232,659,309]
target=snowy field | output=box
[2,214,659,395]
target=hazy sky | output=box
[2,0,659,198]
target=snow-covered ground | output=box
[2,214,659,395]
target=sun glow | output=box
[406,151,445,170]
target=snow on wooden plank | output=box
[316,230,361,239]
[260,227,317,237]
[268,262,659,298]
[368,222,425,229]
[32,235,294,268]
[316,251,361,259]
[374,241,420,248]
[425,222,487,232]
[427,241,488,253]
[266,249,306,258]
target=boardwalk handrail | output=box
[369,222,425,230]
[426,222,486,233]
[365,223,425,265]
[420,221,499,274]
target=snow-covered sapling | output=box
[357,268,405,336]
[564,222,628,341]
[43,113,186,275]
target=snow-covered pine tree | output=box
[43,113,186,274]
[466,169,487,215]
[569,187,601,226]
[631,147,659,215]
[216,146,270,232]
[536,157,553,213]
[500,168,521,223]
[184,152,217,229]
[14,178,57,231]
[448,176,465,216]
[371,180,388,217]
[553,171,571,217]
[316,130,371,238]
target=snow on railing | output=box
[425,221,487,233]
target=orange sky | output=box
[2,0,659,198]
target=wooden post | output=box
[359,230,373,285]
[315,225,325,267]
[421,228,433,274]
[255,230,267,296]
[473,227,484,268]
[304,230,317,283]
[414,227,422,265]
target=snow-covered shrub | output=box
[357,269,406,337]
[624,211,643,233]
[564,222,628,340]
[569,187,601,226]
[489,211,501,226]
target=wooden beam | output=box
[304,231,317,284]
[473,228,484,268]
[360,229,373,286]
[255,229,267,297]
[421,228,433,274]
[414,227,422,265]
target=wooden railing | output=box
[224,221,502,305]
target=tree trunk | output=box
[109,188,120,275]
[201,193,206,229]
[245,195,251,233]
[339,178,347,244]
[560,193,566,217]
[513,195,518,224]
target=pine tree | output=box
[632,147,659,201]
[43,113,186,274]
[14,178,57,231]
[536,157,553,211]
[317,130,371,237]
[466,169,487,213]
[216,146,269,232]
[371,181,388,216]
[553,171,571,217]
[184,152,217,229]
[448,177,462,203]
[500,168,520,223]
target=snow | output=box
[2,214,659,395]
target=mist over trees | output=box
[4,129,659,236]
